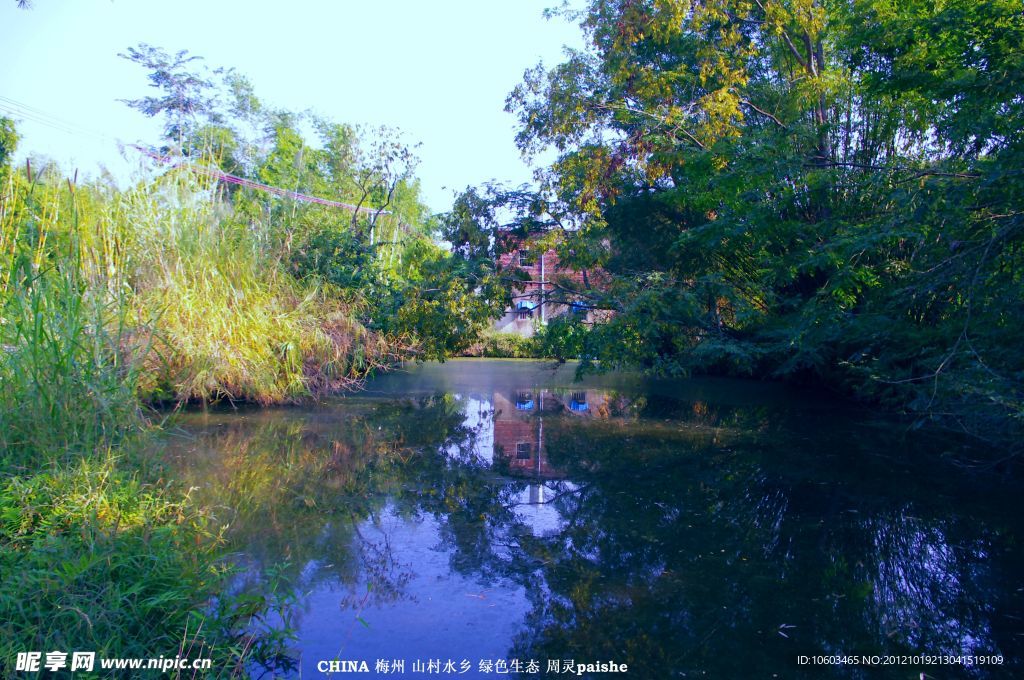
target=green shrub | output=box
[476,332,540,358]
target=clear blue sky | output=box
[0,0,582,212]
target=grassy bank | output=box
[0,164,399,674]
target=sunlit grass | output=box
[0,161,390,673]
[123,168,389,404]
[0,171,146,466]
[0,458,224,658]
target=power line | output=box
[0,95,391,215]
[0,96,118,142]
[132,146,391,215]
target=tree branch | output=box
[739,100,787,129]
[803,161,981,179]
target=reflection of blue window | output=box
[569,391,588,412]
[515,392,534,410]
[570,301,589,315]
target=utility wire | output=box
[132,145,390,215]
[0,96,118,142]
[0,95,391,215]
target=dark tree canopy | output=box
[444,0,1024,441]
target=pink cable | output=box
[131,145,390,215]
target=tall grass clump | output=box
[0,158,400,673]
[0,169,295,674]
[121,167,388,404]
[0,170,147,467]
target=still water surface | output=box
[160,360,1023,678]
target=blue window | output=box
[515,391,534,410]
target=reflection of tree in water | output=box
[339,515,415,607]
[497,418,1021,678]
[864,515,998,655]
[163,389,1022,678]
[163,395,478,600]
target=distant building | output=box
[491,241,607,338]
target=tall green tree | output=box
[493,0,1024,436]
[119,43,219,149]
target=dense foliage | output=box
[449,0,1023,441]
[0,42,507,672]
[116,43,508,367]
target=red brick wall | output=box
[493,238,612,337]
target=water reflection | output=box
[157,361,1023,678]
[494,388,616,479]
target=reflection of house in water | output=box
[491,389,609,480]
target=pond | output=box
[158,359,1023,678]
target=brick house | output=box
[491,240,606,338]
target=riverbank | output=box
[0,158,1016,675]
[0,167,401,673]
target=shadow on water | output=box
[156,360,1024,678]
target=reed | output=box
[0,163,375,673]
[117,166,389,404]
[0,170,146,467]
